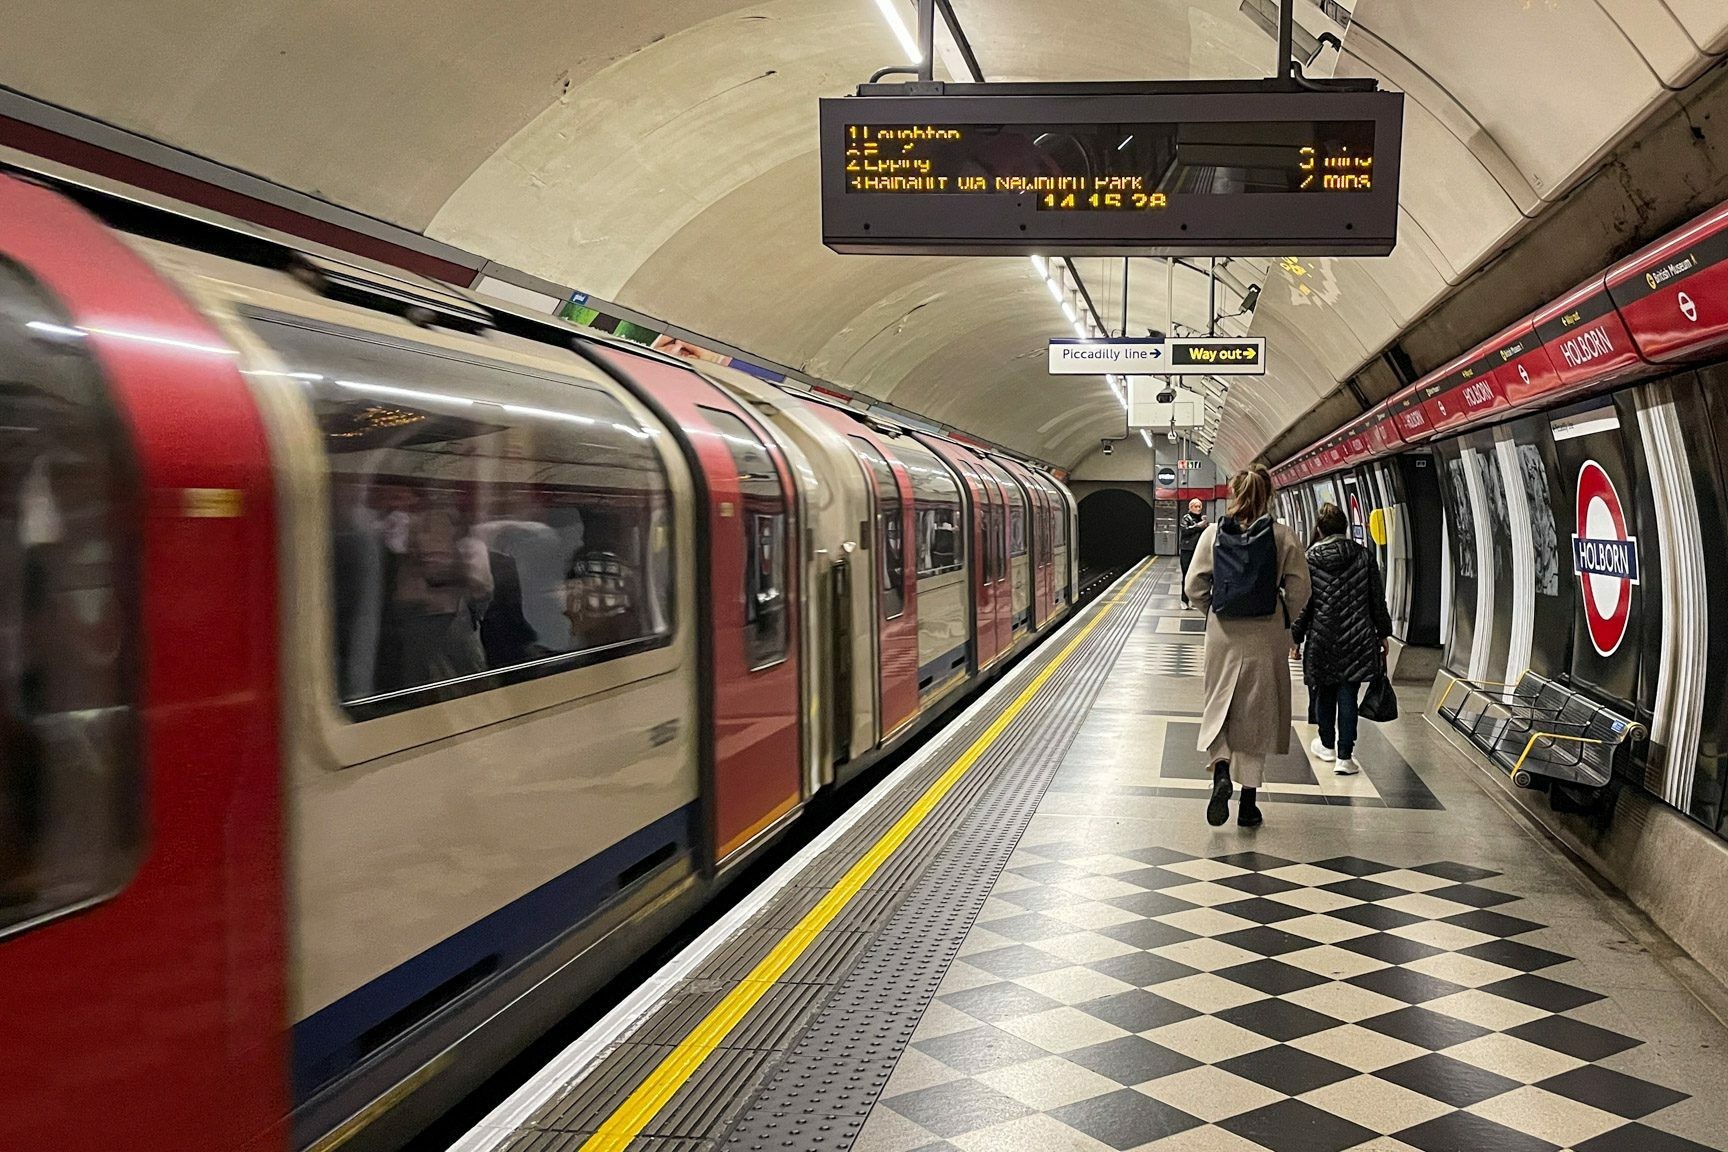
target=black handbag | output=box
[1358,666,1399,723]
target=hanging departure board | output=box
[819,85,1403,256]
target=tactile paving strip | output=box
[502,566,1159,1152]
[721,572,1159,1152]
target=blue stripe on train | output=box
[291,803,697,1105]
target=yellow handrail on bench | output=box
[1510,731,1605,775]
[1436,672,1530,716]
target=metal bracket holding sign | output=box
[1049,336,1266,375]
[1129,382,1204,429]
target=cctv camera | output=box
[1102,441,1114,456]
[1156,388,1176,404]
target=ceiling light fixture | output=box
[871,0,922,62]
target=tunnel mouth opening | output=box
[1078,488,1153,577]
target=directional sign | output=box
[1049,337,1267,376]
[1167,338,1266,375]
[1049,338,1166,374]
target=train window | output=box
[243,312,674,721]
[851,439,904,619]
[698,408,788,670]
[892,439,963,580]
[974,470,1001,585]
[1040,496,1050,563]
[0,258,141,935]
[915,504,962,577]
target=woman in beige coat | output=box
[1184,466,1310,828]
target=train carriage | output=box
[0,161,1080,1152]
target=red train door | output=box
[921,438,1007,671]
[849,435,920,739]
[977,465,1012,662]
[0,178,285,1150]
[692,404,803,859]
[1004,460,1054,627]
[598,348,804,866]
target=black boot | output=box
[1238,788,1263,828]
[1206,761,1232,827]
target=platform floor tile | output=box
[861,848,1714,1152]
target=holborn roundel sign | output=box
[1572,460,1639,657]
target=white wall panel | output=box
[1664,0,1728,54]
[1351,0,1663,201]
[1595,0,1716,86]
[1336,69,1527,278]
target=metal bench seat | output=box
[1436,669,1643,790]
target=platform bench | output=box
[1436,669,1644,790]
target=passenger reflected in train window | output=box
[0,260,140,932]
[378,497,493,697]
[916,504,962,576]
[563,549,644,651]
[473,496,586,656]
[242,310,677,719]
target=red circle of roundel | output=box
[1574,460,1634,658]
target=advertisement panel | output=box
[1507,415,1573,681]
[1434,440,1477,675]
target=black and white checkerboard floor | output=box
[852,559,1725,1152]
[863,847,1712,1152]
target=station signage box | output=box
[1048,336,1266,375]
[821,83,1403,257]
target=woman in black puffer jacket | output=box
[1291,503,1392,775]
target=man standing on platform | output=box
[1179,497,1207,608]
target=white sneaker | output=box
[1335,758,1361,776]
[1309,737,1336,763]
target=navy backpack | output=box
[1210,516,1280,618]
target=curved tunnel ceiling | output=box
[4,1,1725,469]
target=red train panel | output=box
[999,459,1054,627]
[918,435,1011,671]
[812,413,919,738]
[597,350,803,864]
[0,177,285,1151]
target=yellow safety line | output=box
[577,562,1150,1152]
